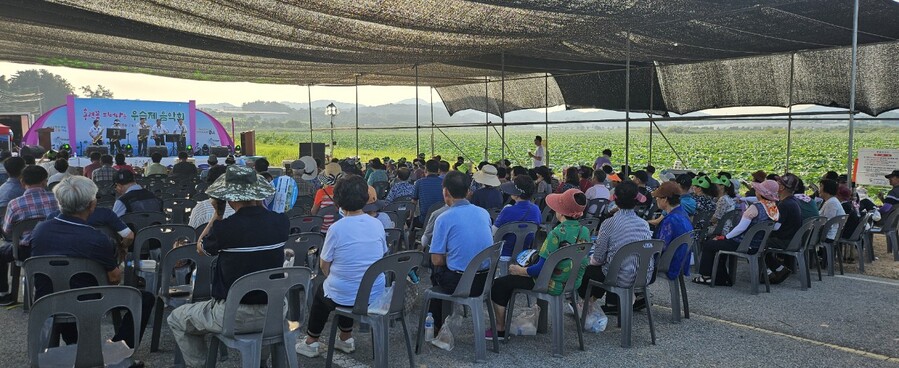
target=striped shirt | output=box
[4,187,57,244]
[591,208,653,287]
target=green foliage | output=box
[5,69,74,109]
[80,84,114,98]
[253,127,897,191]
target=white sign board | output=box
[856,149,899,187]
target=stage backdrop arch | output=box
[24,96,232,156]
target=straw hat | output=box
[319,162,343,186]
[362,185,387,212]
[298,156,318,180]
[473,164,501,187]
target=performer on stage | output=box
[174,118,187,152]
[152,118,167,147]
[89,119,103,146]
[109,119,123,156]
[137,117,150,156]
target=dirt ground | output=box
[838,234,899,279]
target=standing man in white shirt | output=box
[527,135,545,168]
[151,119,167,147]
[109,119,123,156]
[137,117,150,156]
[173,118,188,153]
[89,119,104,146]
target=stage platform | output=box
[66,155,213,169]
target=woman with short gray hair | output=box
[53,176,98,215]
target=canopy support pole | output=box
[415,65,420,157]
[653,122,688,168]
[430,87,435,157]
[847,0,860,185]
[648,66,655,165]
[307,85,313,145]
[624,31,631,177]
[785,53,795,173]
[485,77,489,161]
[355,75,359,159]
[501,51,506,160]
[545,73,549,167]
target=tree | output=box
[80,84,114,98]
[7,69,74,111]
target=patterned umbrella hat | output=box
[205,165,275,201]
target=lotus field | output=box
[256,127,898,190]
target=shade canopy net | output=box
[1,0,897,115]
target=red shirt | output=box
[83,161,102,179]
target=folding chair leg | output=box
[644,291,656,345]
[619,291,633,348]
[667,279,681,323]
[679,276,690,319]
[550,298,564,357]
[399,316,415,367]
[761,256,770,293]
[503,291,517,345]
[414,295,430,354]
[748,258,759,295]
[325,317,340,368]
[710,253,721,288]
[486,297,499,353]
[470,302,487,362]
[570,294,584,352]
[796,254,808,290]
[150,297,164,352]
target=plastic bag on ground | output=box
[368,285,393,315]
[431,313,461,351]
[584,301,608,333]
[509,304,540,336]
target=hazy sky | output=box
[0,61,439,106]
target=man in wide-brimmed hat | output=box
[168,165,289,368]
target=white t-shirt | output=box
[585,183,610,200]
[533,145,545,167]
[321,214,388,306]
[819,196,846,240]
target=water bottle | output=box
[407,269,420,284]
[424,312,435,342]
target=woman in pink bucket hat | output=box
[693,180,780,286]
[485,188,591,340]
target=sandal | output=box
[691,276,713,286]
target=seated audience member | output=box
[652,182,693,280]
[412,160,443,229]
[367,159,388,186]
[838,185,861,246]
[144,152,168,176]
[676,174,697,216]
[82,152,103,179]
[555,167,579,193]
[290,159,316,199]
[295,175,386,358]
[578,182,652,314]
[438,160,450,178]
[493,175,542,260]
[112,169,162,217]
[710,174,737,231]
[22,155,36,165]
[878,170,899,218]
[585,169,610,201]
[644,165,660,191]
[817,179,846,248]
[533,166,553,197]
[30,176,154,346]
[262,158,299,214]
[91,154,117,183]
[490,188,590,339]
[0,157,26,207]
[385,167,414,204]
[0,165,58,305]
[188,166,235,228]
[427,171,494,332]
[694,180,779,286]
[470,165,503,210]
[792,178,819,221]
[363,186,393,229]
[578,166,593,192]
[171,151,197,177]
[113,153,136,174]
[496,166,509,184]
[199,154,218,181]
[602,165,621,185]
[744,170,767,197]
[766,174,803,284]
[168,165,287,367]
[593,149,612,172]
[312,163,343,233]
[631,170,655,207]
[47,158,70,186]
[691,175,718,214]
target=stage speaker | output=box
[240,130,256,156]
[147,146,168,157]
[299,143,326,164]
[83,145,108,157]
[209,146,230,157]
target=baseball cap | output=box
[652,181,681,199]
[885,170,899,179]
[777,173,799,192]
[114,169,135,185]
[631,170,648,184]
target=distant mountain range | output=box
[197,99,897,129]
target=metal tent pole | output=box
[624,31,631,177]
[501,51,506,160]
[307,85,313,145]
[485,77,489,161]
[355,75,359,159]
[847,0,860,184]
[545,73,549,167]
[785,53,795,173]
[430,87,434,157]
[415,65,420,157]
[648,66,654,165]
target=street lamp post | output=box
[325,103,339,158]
